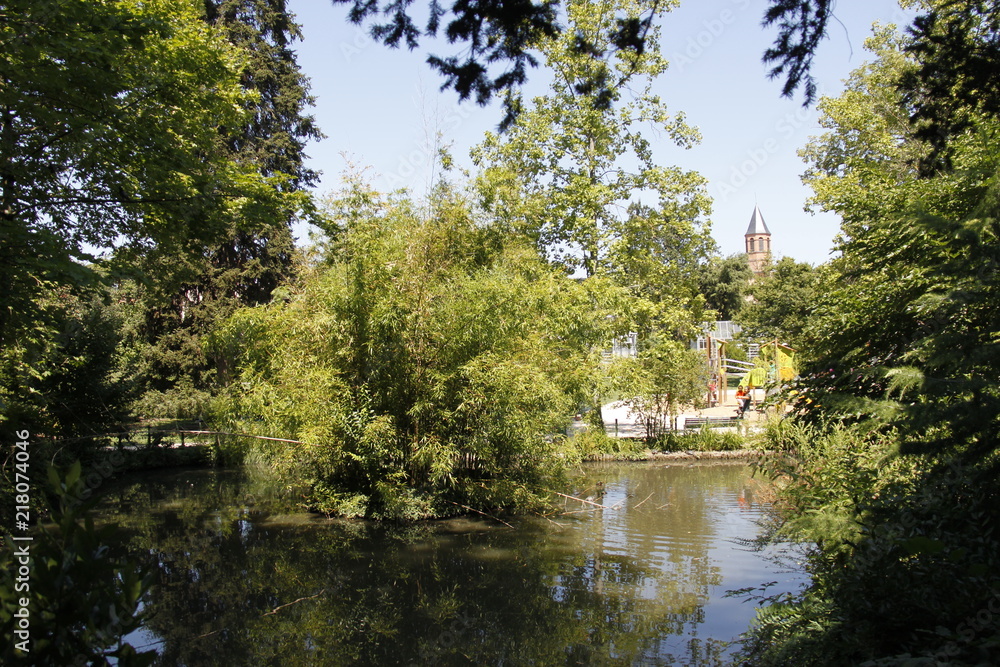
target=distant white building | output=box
[611,332,638,357]
[692,321,759,359]
[603,332,638,360]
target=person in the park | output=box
[735,386,751,417]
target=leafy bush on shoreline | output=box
[739,423,1000,665]
[210,182,619,519]
[738,16,1000,665]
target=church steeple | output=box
[745,205,771,275]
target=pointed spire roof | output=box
[745,205,770,236]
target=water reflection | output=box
[99,462,801,665]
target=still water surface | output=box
[102,462,803,665]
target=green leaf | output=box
[900,536,946,556]
[66,461,82,489]
[47,465,61,490]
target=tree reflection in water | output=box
[97,463,795,665]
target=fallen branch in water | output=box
[559,507,603,516]
[551,491,611,509]
[632,492,654,509]
[445,501,514,528]
[263,589,326,617]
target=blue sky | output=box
[287,0,913,265]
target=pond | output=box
[100,461,804,665]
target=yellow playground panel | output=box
[715,339,797,404]
[747,340,797,386]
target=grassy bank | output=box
[567,425,759,461]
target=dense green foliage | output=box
[654,426,747,453]
[697,253,752,322]
[902,1,1000,172]
[742,13,1000,665]
[470,0,712,441]
[121,0,321,421]
[794,24,1000,442]
[202,0,717,520]
[737,257,822,349]
[743,424,1000,665]
[211,181,621,518]
[0,0,715,527]
[0,0,303,438]
[0,4,318,658]
[34,290,133,441]
[24,0,1000,660]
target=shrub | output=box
[210,182,620,518]
[656,427,746,452]
[739,422,1000,665]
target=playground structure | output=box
[704,336,797,408]
[600,336,798,439]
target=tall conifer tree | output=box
[127,0,322,418]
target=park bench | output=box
[683,416,741,429]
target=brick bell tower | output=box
[745,205,771,275]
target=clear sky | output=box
[286,0,913,266]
